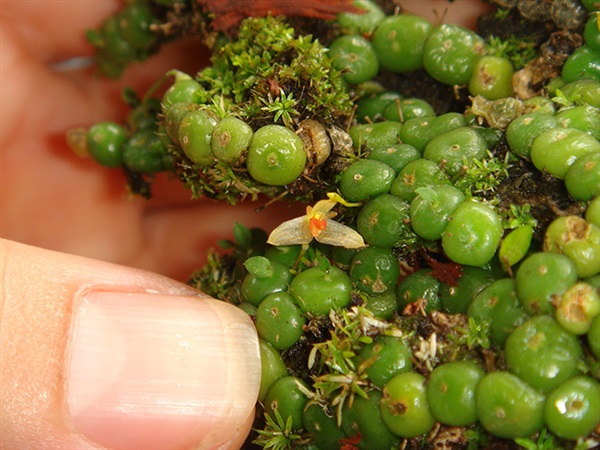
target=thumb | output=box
[0,239,260,450]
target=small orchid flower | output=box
[267,193,365,249]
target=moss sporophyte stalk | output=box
[71,0,600,448]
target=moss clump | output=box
[195,15,354,129]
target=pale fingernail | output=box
[67,291,260,450]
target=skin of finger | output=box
[401,0,493,28]
[0,0,120,63]
[138,195,304,280]
[0,5,217,277]
[0,239,254,450]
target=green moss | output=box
[196,15,353,128]
[486,35,538,71]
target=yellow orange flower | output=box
[267,193,365,248]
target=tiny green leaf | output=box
[233,222,252,249]
[217,239,234,249]
[358,335,373,344]
[515,428,557,450]
[415,186,438,204]
[514,438,537,450]
[244,256,273,278]
[317,254,332,272]
[499,225,533,270]
[121,87,140,108]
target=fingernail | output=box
[67,291,260,450]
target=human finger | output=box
[1,1,120,64]
[401,0,493,28]
[0,239,260,450]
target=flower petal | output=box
[315,220,365,248]
[267,217,313,246]
[310,199,337,217]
